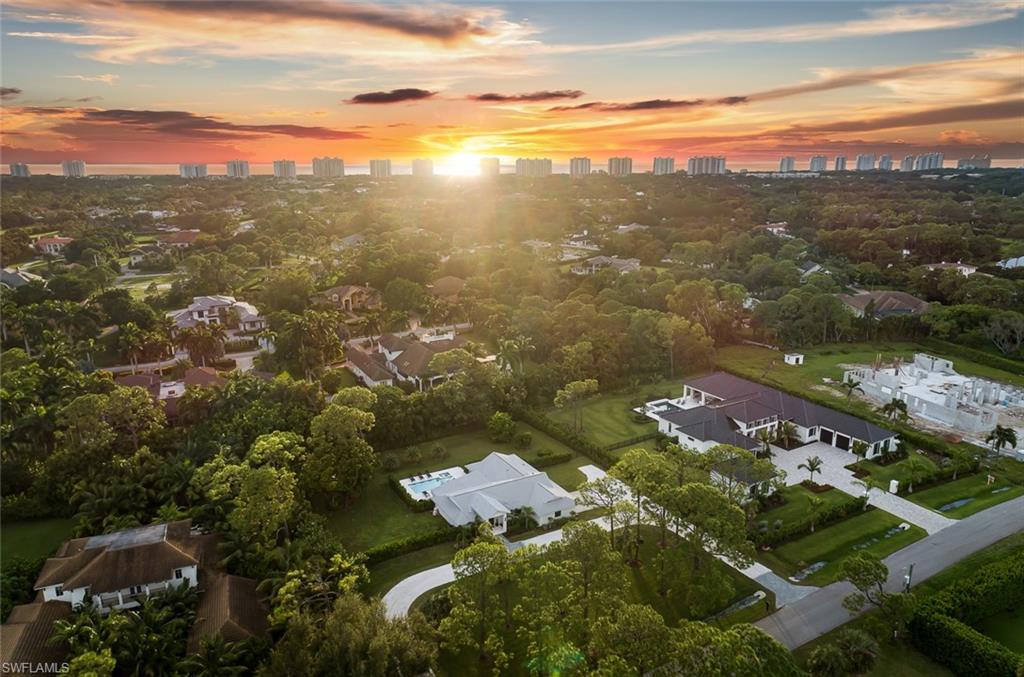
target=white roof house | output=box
[166,295,266,333]
[430,453,576,535]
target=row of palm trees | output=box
[753,420,801,459]
[117,320,229,373]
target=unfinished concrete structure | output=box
[844,353,1024,434]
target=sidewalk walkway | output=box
[773,443,956,534]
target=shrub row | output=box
[387,475,435,513]
[604,432,660,452]
[363,526,460,566]
[529,450,575,469]
[921,338,1024,377]
[224,338,257,353]
[909,550,1024,677]
[894,463,979,496]
[514,409,616,469]
[753,495,868,548]
[0,492,64,520]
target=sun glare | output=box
[440,152,482,177]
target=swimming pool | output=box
[399,466,466,500]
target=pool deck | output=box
[398,466,465,501]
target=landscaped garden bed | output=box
[907,473,1024,519]
[756,509,926,586]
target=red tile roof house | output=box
[0,520,268,669]
[158,229,202,249]
[34,236,74,256]
[346,331,470,391]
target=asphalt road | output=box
[755,494,1024,649]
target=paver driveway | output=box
[772,442,956,534]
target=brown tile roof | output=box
[377,333,412,353]
[0,601,71,670]
[35,521,209,594]
[345,347,393,383]
[429,276,466,299]
[391,336,468,378]
[116,373,161,399]
[159,230,201,244]
[188,573,269,652]
[183,366,226,389]
[836,290,929,316]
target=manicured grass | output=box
[975,606,1024,653]
[756,485,853,528]
[1,518,75,561]
[545,379,678,448]
[325,425,594,551]
[792,532,1024,676]
[365,541,458,598]
[854,454,939,489]
[756,509,927,586]
[907,473,1024,519]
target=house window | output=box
[54,586,63,597]
[129,585,144,595]
[174,569,184,579]
[554,511,562,518]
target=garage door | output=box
[820,429,834,445]
[835,434,850,450]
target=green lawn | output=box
[907,473,1024,519]
[975,606,1024,653]
[325,425,595,552]
[365,541,459,598]
[756,485,853,529]
[1,518,75,561]
[792,531,1024,676]
[545,379,678,448]
[854,454,940,489]
[757,509,927,586]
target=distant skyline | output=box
[2,1,1022,169]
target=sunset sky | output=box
[1,1,1022,170]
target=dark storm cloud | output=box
[346,88,436,104]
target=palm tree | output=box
[903,456,929,493]
[841,378,864,400]
[118,321,145,374]
[75,337,97,371]
[774,421,799,449]
[943,449,977,480]
[806,495,825,532]
[851,479,874,509]
[851,440,870,458]
[516,505,538,530]
[179,636,245,676]
[798,455,824,485]
[755,428,774,459]
[879,397,909,423]
[986,425,1018,455]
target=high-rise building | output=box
[914,152,944,170]
[273,160,297,179]
[652,157,675,175]
[411,158,434,177]
[834,156,847,171]
[808,156,827,172]
[9,163,30,177]
[686,156,726,175]
[958,155,992,169]
[607,157,632,176]
[569,157,592,178]
[61,160,87,178]
[855,154,876,171]
[900,155,915,172]
[312,157,345,178]
[515,158,552,177]
[778,156,796,173]
[226,160,250,178]
[369,159,392,178]
[179,163,208,179]
[480,157,500,177]
[878,155,893,171]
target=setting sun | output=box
[438,152,483,177]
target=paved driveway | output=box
[756,495,1024,648]
[772,442,955,534]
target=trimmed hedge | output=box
[909,550,1024,677]
[753,495,868,548]
[514,408,617,469]
[387,475,435,513]
[894,463,980,496]
[530,450,574,469]
[363,526,459,566]
[604,432,660,452]
[921,338,1024,377]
